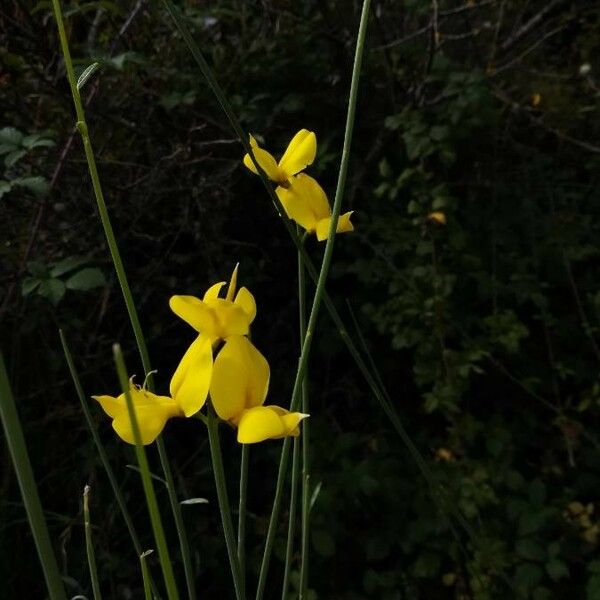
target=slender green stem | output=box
[207,408,244,600]
[297,243,310,600]
[281,437,300,600]
[83,485,102,600]
[256,4,372,597]
[140,550,154,600]
[51,3,196,597]
[60,330,161,599]
[0,353,67,600]
[238,444,249,599]
[113,344,180,600]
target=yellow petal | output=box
[210,336,269,420]
[234,286,257,323]
[95,388,181,445]
[170,295,218,336]
[278,130,317,178]
[243,137,282,181]
[93,394,126,419]
[210,335,250,421]
[203,282,226,302]
[280,411,309,436]
[205,298,251,337]
[315,211,354,242]
[236,406,286,444]
[276,184,318,233]
[170,335,213,416]
[225,264,239,302]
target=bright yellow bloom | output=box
[169,267,256,417]
[243,129,316,185]
[93,381,182,445]
[276,173,354,241]
[210,335,307,444]
[427,211,447,226]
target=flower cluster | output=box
[94,266,306,445]
[243,130,354,241]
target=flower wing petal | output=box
[170,335,213,416]
[278,130,317,178]
[93,394,125,419]
[203,282,226,302]
[243,139,281,181]
[276,184,317,233]
[210,335,249,421]
[294,174,330,220]
[112,403,170,445]
[244,339,270,409]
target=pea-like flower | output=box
[93,380,182,445]
[276,173,354,241]
[210,335,308,444]
[169,266,256,417]
[243,129,316,185]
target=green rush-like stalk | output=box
[297,243,310,599]
[83,485,102,600]
[160,0,511,594]
[238,443,249,599]
[0,353,67,600]
[60,330,160,599]
[207,407,244,600]
[50,4,196,598]
[256,3,372,596]
[113,344,180,600]
[281,437,300,600]
[140,551,154,600]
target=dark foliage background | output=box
[2,0,600,598]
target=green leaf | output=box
[22,135,55,150]
[546,559,569,581]
[38,279,66,305]
[0,127,23,148]
[26,261,48,278]
[518,510,546,536]
[50,256,90,278]
[312,530,335,558]
[516,538,545,562]
[77,62,101,90]
[65,268,106,291]
[21,277,41,296]
[0,180,12,199]
[5,149,27,167]
[14,176,50,197]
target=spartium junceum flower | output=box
[171,265,307,443]
[242,129,354,241]
[168,265,256,418]
[243,129,316,186]
[93,378,182,445]
[210,335,307,443]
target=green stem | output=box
[0,353,67,600]
[207,408,244,600]
[113,345,180,600]
[281,437,300,600]
[59,330,160,599]
[256,3,372,597]
[83,485,102,600]
[238,444,249,599]
[140,551,154,600]
[50,3,196,597]
[297,244,310,600]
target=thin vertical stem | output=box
[256,3,372,597]
[140,550,154,600]
[50,3,196,597]
[238,443,249,599]
[113,344,180,600]
[0,353,67,600]
[207,408,244,600]
[281,438,300,600]
[298,244,310,600]
[83,485,102,600]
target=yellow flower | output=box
[276,173,354,241]
[427,211,447,226]
[169,266,256,417]
[243,129,316,185]
[210,335,307,444]
[93,381,182,445]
